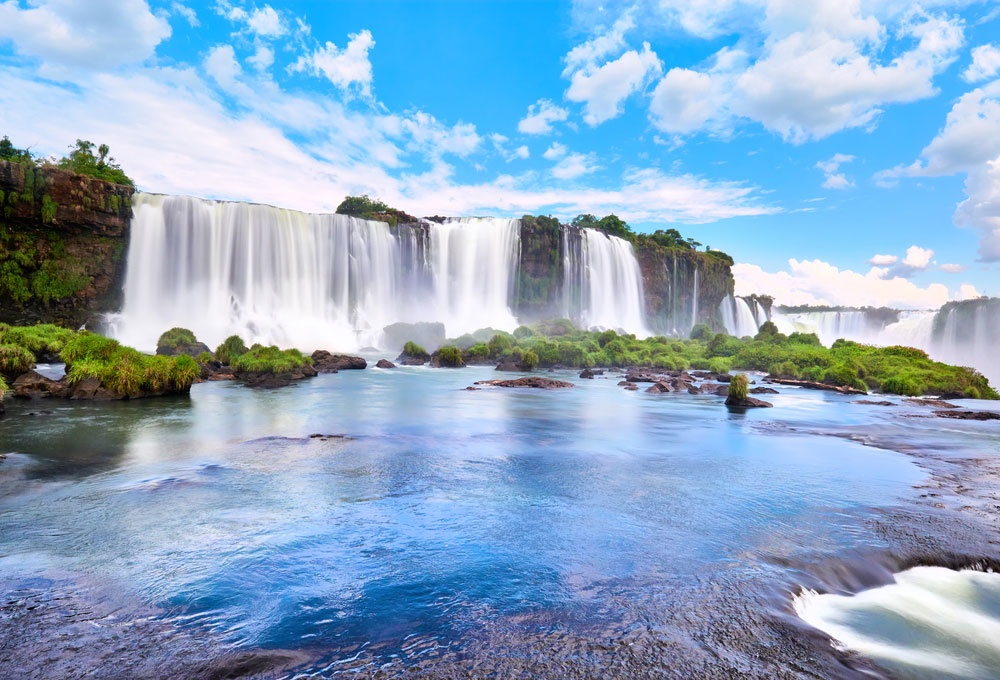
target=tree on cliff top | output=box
[57,139,134,187]
[336,195,416,226]
[0,135,34,165]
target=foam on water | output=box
[795,566,1000,679]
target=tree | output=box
[57,139,133,186]
[0,135,34,164]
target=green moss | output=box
[403,341,430,361]
[0,323,75,357]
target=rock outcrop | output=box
[0,160,133,327]
[311,351,367,373]
[474,377,574,389]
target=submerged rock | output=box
[905,398,959,409]
[852,400,895,406]
[474,377,574,389]
[376,359,396,369]
[935,410,1000,420]
[311,351,367,372]
[750,387,780,395]
[764,377,866,395]
[725,395,773,409]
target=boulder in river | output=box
[935,410,1000,420]
[376,359,396,369]
[12,370,70,399]
[474,377,574,389]
[311,351,367,372]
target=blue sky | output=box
[1,0,998,308]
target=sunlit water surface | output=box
[2,366,998,676]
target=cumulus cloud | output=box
[939,263,966,273]
[517,99,569,135]
[963,43,1000,83]
[292,30,376,99]
[733,259,953,309]
[490,134,529,161]
[543,142,568,160]
[247,5,284,37]
[551,152,599,180]
[869,253,899,266]
[562,14,662,126]
[816,153,855,189]
[878,80,1000,260]
[646,1,964,142]
[0,0,171,73]
[172,2,199,27]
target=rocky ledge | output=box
[474,377,574,389]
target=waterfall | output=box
[691,265,699,332]
[719,295,760,338]
[109,194,658,352]
[578,229,649,336]
[110,195,521,352]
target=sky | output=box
[1,0,998,310]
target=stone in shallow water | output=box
[474,377,574,389]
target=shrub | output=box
[0,374,7,398]
[487,333,515,359]
[0,343,34,377]
[521,350,539,371]
[56,140,134,187]
[0,323,75,358]
[215,335,248,365]
[437,345,464,367]
[689,323,713,341]
[403,341,430,361]
[464,343,490,362]
[729,373,749,401]
[513,325,536,339]
[157,327,198,349]
[768,361,799,379]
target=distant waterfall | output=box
[719,295,764,338]
[561,228,649,336]
[110,194,659,352]
[719,296,1000,386]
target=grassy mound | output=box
[61,332,199,397]
[230,345,312,374]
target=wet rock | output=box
[312,351,367,373]
[236,364,318,388]
[935,410,1000,420]
[687,385,701,395]
[712,385,731,396]
[646,381,676,394]
[750,387,780,395]
[725,395,773,409]
[494,360,521,372]
[624,383,639,391]
[624,371,659,383]
[376,359,396,369]
[579,368,596,379]
[716,374,733,383]
[67,376,118,400]
[12,370,70,399]
[156,341,211,358]
[617,380,631,386]
[474,377,574,389]
[852,400,895,406]
[905,398,959,409]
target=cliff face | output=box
[514,215,563,322]
[635,243,734,334]
[0,160,133,327]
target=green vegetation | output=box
[0,136,34,165]
[0,229,91,305]
[56,140,134,187]
[61,332,199,396]
[336,195,415,226]
[0,343,34,377]
[0,323,75,358]
[728,373,749,401]
[157,327,198,349]
[231,345,311,374]
[0,374,7,399]
[215,334,248,365]
[413,318,996,399]
[402,341,430,361]
[437,345,464,367]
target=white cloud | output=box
[551,152,599,180]
[384,111,481,158]
[0,0,171,73]
[489,134,529,161]
[566,42,662,126]
[543,142,568,160]
[204,44,243,90]
[563,12,635,75]
[172,2,199,27]
[939,263,966,273]
[816,153,855,189]
[878,80,1000,260]
[646,2,965,142]
[292,30,376,99]
[514,145,530,160]
[247,5,284,37]
[957,283,981,299]
[517,99,570,135]
[248,45,274,72]
[901,244,934,269]
[869,253,899,266]
[963,43,1000,83]
[733,259,953,309]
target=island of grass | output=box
[404,319,997,400]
